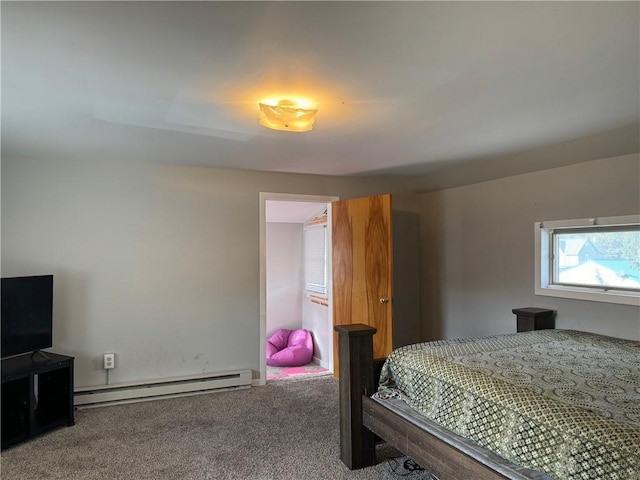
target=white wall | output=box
[302,298,331,369]
[1,157,404,388]
[416,153,640,341]
[265,223,303,335]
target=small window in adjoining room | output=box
[304,215,327,295]
[535,215,640,306]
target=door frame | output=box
[258,192,339,385]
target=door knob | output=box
[379,297,389,304]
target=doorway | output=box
[259,193,339,385]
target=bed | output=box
[335,322,640,480]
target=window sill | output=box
[305,292,328,307]
[535,284,640,306]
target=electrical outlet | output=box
[103,353,115,370]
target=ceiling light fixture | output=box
[258,99,318,132]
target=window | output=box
[535,215,640,306]
[304,218,327,295]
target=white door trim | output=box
[257,192,339,385]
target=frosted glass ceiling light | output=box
[258,99,318,132]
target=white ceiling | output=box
[2,2,639,180]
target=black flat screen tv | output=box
[1,275,54,359]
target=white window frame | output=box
[534,215,640,306]
[303,222,328,296]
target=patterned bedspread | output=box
[376,329,640,480]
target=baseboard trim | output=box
[75,370,252,407]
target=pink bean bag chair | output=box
[266,328,314,367]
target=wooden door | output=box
[332,194,393,375]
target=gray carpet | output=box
[1,375,432,479]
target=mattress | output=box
[376,329,640,480]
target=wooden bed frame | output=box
[335,322,552,480]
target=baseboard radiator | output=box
[74,369,252,407]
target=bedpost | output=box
[512,307,555,332]
[334,324,377,470]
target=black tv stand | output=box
[1,351,74,449]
